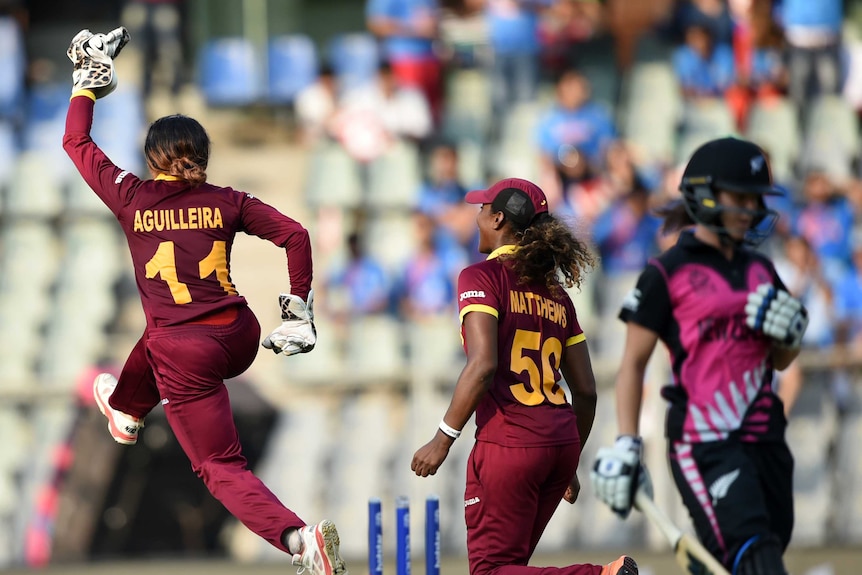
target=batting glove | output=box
[67,26,130,99]
[745,283,809,349]
[262,290,317,356]
[591,435,652,519]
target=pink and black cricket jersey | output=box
[62,95,311,328]
[457,245,585,447]
[619,231,787,443]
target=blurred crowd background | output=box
[2,0,862,571]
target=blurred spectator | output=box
[773,233,842,414]
[834,230,862,348]
[323,232,392,321]
[592,185,661,277]
[672,23,736,99]
[727,0,787,128]
[437,0,487,68]
[792,168,855,283]
[671,0,735,45]
[482,0,551,116]
[294,64,339,146]
[550,145,607,226]
[777,0,843,114]
[416,141,478,248]
[331,61,433,162]
[538,0,604,75]
[0,1,26,123]
[122,0,185,98]
[535,68,616,172]
[600,140,651,201]
[591,183,661,356]
[774,234,836,349]
[396,211,468,321]
[366,0,443,119]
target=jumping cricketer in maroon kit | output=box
[62,28,346,575]
[411,178,638,575]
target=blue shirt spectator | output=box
[673,0,734,45]
[397,212,467,320]
[792,170,855,283]
[777,0,842,35]
[672,24,735,97]
[536,69,615,167]
[416,142,468,216]
[367,0,438,60]
[326,233,392,316]
[485,0,550,56]
[592,189,661,276]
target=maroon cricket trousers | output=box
[109,305,304,552]
[465,441,603,575]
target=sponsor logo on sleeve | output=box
[459,290,485,302]
[114,170,129,184]
[622,288,641,312]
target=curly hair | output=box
[499,213,597,295]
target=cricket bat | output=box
[634,487,731,575]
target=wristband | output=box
[438,419,461,440]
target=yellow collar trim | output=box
[487,245,517,260]
[155,173,180,181]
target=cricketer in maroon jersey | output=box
[62,33,346,574]
[411,178,638,575]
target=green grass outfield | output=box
[1,548,859,575]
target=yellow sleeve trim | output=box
[70,89,96,102]
[459,304,499,322]
[565,333,586,346]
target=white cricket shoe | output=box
[291,520,348,575]
[93,373,143,445]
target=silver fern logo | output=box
[709,469,740,505]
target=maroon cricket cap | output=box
[465,178,549,228]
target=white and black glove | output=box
[262,290,317,356]
[67,26,130,98]
[745,283,809,349]
[591,435,653,519]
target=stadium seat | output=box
[0,220,59,293]
[6,152,65,218]
[366,141,422,210]
[267,34,318,105]
[327,33,380,92]
[364,211,418,276]
[344,315,406,381]
[745,97,800,182]
[0,120,17,191]
[198,37,262,106]
[621,62,681,166]
[90,84,146,174]
[304,141,363,209]
[457,140,485,187]
[801,95,860,181]
[441,69,492,144]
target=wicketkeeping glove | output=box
[262,290,317,356]
[745,283,809,349]
[591,435,653,519]
[67,26,130,98]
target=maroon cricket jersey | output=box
[457,245,585,447]
[63,95,312,327]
